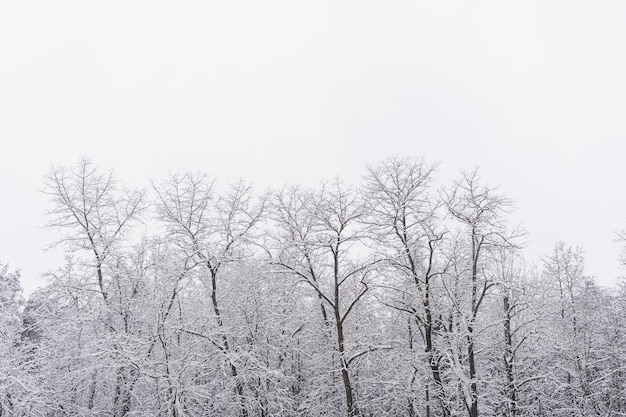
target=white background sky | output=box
[1,1,625,294]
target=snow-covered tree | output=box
[0,262,26,416]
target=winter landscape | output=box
[2,156,626,416]
[2,1,626,416]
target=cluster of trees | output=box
[1,157,625,417]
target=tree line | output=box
[1,157,625,417]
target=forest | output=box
[1,156,625,417]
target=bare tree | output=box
[269,181,379,417]
[154,172,264,417]
[0,262,25,416]
[363,156,451,417]
[485,248,546,417]
[542,242,606,416]
[44,158,146,302]
[441,168,521,417]
[43,158,147,416]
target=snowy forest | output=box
[1,157,625,417]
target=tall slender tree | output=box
[442,169,521,417]
[269,181,379,417]
[363,157,451,417]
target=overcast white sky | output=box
[1,1,626,293]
